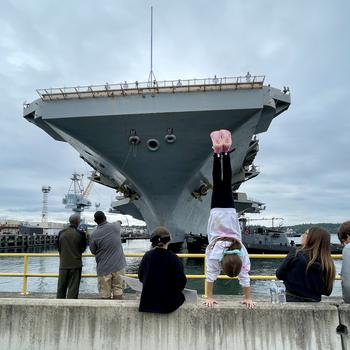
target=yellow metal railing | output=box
[0,253,342,296]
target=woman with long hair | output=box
[276,227,336,302]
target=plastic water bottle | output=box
[270,280,278,304]
[277,281,286,304]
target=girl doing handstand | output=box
[204,129,255,309]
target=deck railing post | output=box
[21,255,29,295]
[203,256,207,298]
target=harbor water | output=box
[0,237,343,297]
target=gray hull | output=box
[24,77,290,242]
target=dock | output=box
[0,234,57,250]
[0,221,62,250]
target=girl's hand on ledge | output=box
[203,298,218,308]
[242,298,256,309]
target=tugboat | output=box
[241,225,297,253]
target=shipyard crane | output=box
[82,176,94,199]
[62,172,95,214]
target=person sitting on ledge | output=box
[338,221,350,303]
[204,130,255,309]
[138,226,187,313]
[276,227,335,302]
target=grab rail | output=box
[32,75,266,102]
[0,253,342,296]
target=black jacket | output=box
[138,248,187,313]
[276,250,332,301]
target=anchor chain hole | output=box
[147,139,160,152]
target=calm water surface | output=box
[0,238,343,297]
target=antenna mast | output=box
[147,6,156,85]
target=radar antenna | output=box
[147,6,157,85]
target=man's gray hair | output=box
[69,214,81,226]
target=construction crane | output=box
[246,217,284,228]
[62,172,95,214]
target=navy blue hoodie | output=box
[276,250,332,301]
[138,248,186,313]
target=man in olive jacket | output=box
[56,214,87,299]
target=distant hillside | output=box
[286,223,341,236]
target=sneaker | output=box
[220,129,232,153]
[210,130,223,154]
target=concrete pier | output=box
[0,297,347,350]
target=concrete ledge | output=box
[0,298,343,350]
[338,305,350,350]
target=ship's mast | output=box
[147,6,156,85]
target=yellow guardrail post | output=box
[203,256,207,298]
[21,255,29,295]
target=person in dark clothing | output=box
[138,227,187,313]
[56,214,87,299]
[276,227,336,302]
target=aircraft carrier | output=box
[23,75,291,244]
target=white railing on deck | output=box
[35,75,265,101]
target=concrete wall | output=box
[0,299,344,350]
[338,305,350,350]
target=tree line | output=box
[285,223,341,235]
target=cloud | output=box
[0,0,349,228]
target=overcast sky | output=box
[0,0,349,226]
